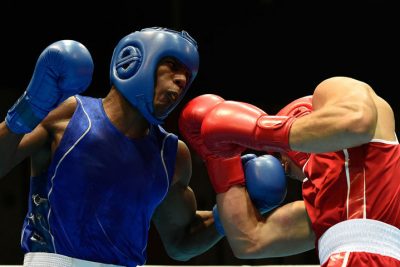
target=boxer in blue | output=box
[0,27,287,267]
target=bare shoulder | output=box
[171,140,192,186]
[39,96,79,150]
[314,76,371,95]
[41,96,78,129]
[372,93,396,141]
[312,76,373,108]
[51,96,78,120]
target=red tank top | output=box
[302,139,400,246]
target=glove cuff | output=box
[5,93,47,134]
[206,155,245,193]
[256,115,296,152]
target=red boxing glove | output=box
[179,94,246,193]
[179,94,224,159]
[276,96,313,169]
[276,95,313,117]
[201,100,295,154]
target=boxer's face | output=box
[153,57,190,118]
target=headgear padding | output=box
[110,27,199,125]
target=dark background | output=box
[1,0,398,265]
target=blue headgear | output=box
[110,27,199,125]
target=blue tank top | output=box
[20,95,178,266]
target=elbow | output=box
[342,100,377,145]
[230,233,265,259]
[232,244,265,260]
[233,249,254,260]
[347,108,376,143]
[167,252,192,262]
[165,250,188,262]
[163,244,195,262]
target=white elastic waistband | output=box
[23,252,124,267]
[318,219,400,264]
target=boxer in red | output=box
[179,76,400,266]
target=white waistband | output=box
[23,252,124,267]
[318,219,400,264]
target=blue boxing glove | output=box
[240,153,258,165]
[6,40,94,134]
[244,154,287,214]
[213,154,287,235]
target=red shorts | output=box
[322,251,400,267]
[318,219,400,267]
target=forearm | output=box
[152,184,223,261]
[290,101,376,153]
[217,187,314,259]
[0,121,23,177]
[289,76,378,153]
[173,210,223,261]
[1,40,92,177]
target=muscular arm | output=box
[217,186,314,259]
[0,121,48,178]
[290,76,378,153]
[152,140,222,261]
[0,97,77,178]
[0,122,23,177]
[1,40,92,178]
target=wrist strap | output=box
[6,93,45,134]
[256,115,296,152]
[206,155,245,193]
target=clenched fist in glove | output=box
[200,95,313,156]
[213,153,287,235]
[179,94,246,193]
[276,96,313,169]
[6,40,94,134]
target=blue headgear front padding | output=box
[110,27,199,125]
